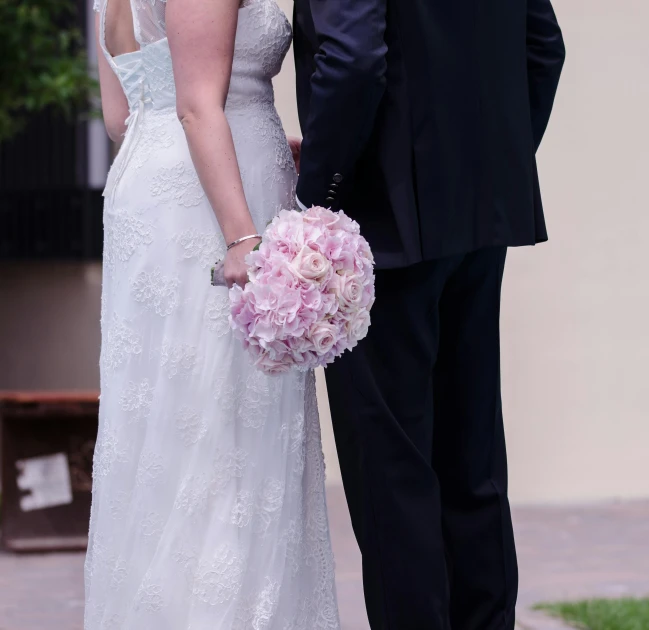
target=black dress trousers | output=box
[326,247,518,630]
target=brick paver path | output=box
[1,489,648,630]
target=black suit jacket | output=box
[294,0,566,268]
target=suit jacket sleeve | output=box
[527,0,566,150]
[296,0,388,209]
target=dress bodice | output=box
[98,0,292,115]
[229,0,293,107]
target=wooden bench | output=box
[0,391,99,552]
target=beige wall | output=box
[0,263,102,391]
[1,0,647,504]
[499,0,649,503]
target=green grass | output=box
[535,599,649,630]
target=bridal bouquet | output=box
[225,207,375,375]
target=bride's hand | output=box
[224,238,260,289]
[287,136,301,174]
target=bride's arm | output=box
[167,0,259,287]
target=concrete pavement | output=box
[1,489,648,630]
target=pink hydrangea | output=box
[229,206,375,375]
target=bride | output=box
[84,0,340,627]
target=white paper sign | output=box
[16,452,74,511]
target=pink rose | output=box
[309,321,338,356]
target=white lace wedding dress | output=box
[84,1,340,628]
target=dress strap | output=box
[98,0,142,69]
[98,0,118,70]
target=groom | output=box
[293,1,565,628]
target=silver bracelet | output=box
[226,234,262,251]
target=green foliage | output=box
[536,598,649,630]
[0,0,98,142]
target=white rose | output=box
[347,310,371,342]
[292,246,331,282]
[338,274,364,310]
